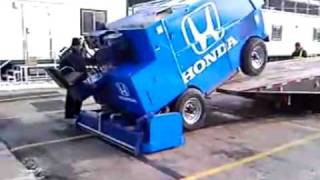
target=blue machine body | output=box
[75,0,268,154]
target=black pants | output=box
[65,90,82,119]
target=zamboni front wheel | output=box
[173,89,207,131]
[241,38,267,76]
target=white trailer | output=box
[262,9,320,58]
[0,0,127,62]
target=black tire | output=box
[241,38,267,76]
[173,89,207,131]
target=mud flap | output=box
[142,113,184,154]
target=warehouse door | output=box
[23,3,51,60]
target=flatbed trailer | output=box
[217,57,320,109]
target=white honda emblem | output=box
[181,2,225,54]
[115,82,130,97]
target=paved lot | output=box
[0,142,36,180]
[1,92,320,180]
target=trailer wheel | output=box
[241,38,267,76]
[173,89,207,131]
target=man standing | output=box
[292,42,307,58]
[59,38,88,119]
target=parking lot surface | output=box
[1,92,320,180]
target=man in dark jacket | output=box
[292,42,307,58]
[59,38,88,119]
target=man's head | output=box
[295,42,302,50]
[71,38,82,51]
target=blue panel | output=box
[142,113,184,153]
[215,0,254,26]
[77,111,99,130]
[100,120,144,152]
[76,111,144,154]
[132,22,186,113]
[121,29,156,64]
[225,10,268,69]
[76,111,184,154]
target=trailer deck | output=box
[219,57,320,92]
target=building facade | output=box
[264,0,320,15]
[262,0,320,57]
[0,0,127,82]
[0,0,127,62]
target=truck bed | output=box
[219,57,320,92]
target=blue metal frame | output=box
[77,111,184,154]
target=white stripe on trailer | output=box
[279,86,283,92]
[219,58,320,92]
[315,80,320,88]
[266,85,273,89]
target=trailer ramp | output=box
[218,58,320,108]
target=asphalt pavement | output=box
[1,91,320,180]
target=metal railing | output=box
[0,61,58,82]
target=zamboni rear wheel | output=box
[173,89,207,131]
[241,38,267,76]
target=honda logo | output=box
[181,2,225,55]
[115,82,130,97]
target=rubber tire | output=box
[173,89,207,131]
[241,38,267,76]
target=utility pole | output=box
[281,0,285,11]
[126,0,129,16]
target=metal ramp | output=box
[217,57,320,109]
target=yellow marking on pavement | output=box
[281,121,320,132]
[182,132,320,180]
[10,134,94,153]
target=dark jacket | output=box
[292,49,307,58]
[59,49,87,74]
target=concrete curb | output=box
[0,143,36,180]
[0,89,64,103]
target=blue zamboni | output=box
[48,0,268,154]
